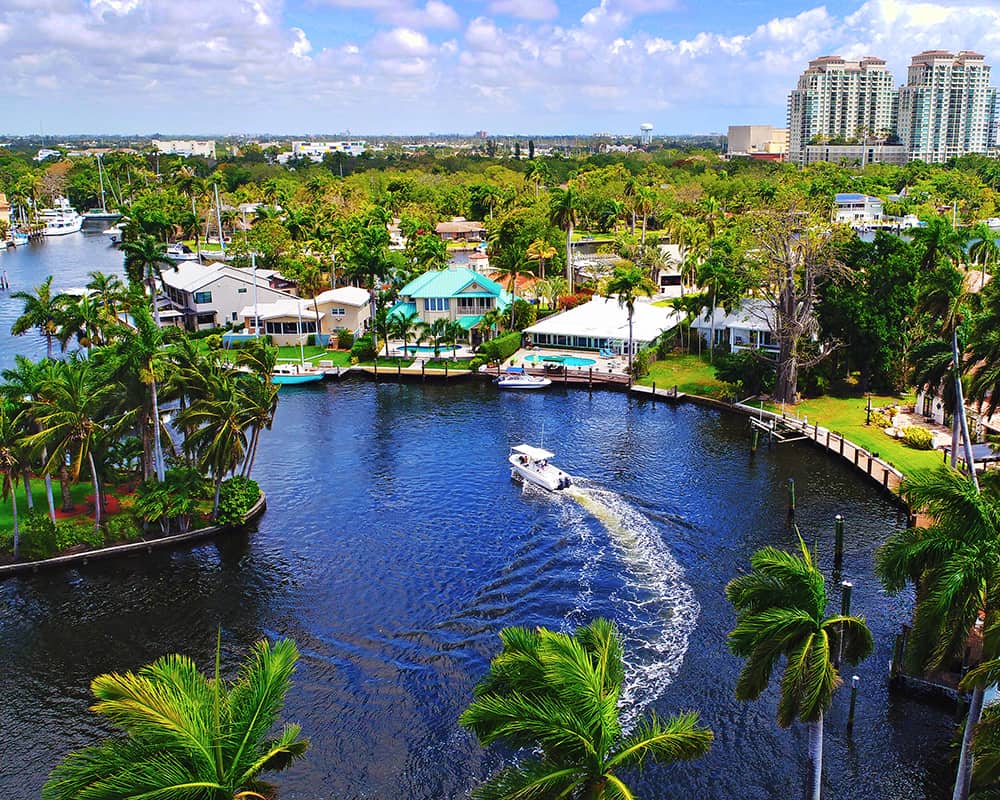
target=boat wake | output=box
[552,481,700,723]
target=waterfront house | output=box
[390,267,510,342]
[834,193,884,225]
[310,286,372,337]
[653,243,683,294]
[434,218,486,243]
[0,194,10,227]
[241,287,370,344]
[691,299,779,353]
[523,296,681,355]
[238,298,322,346]
[160,262,295,331]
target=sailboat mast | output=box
[214,183,225,257]
[97,154,107,212]
[297,301,306,366]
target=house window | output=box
[196,313,215,326]
[193,291,213,304]
[265,322,280,334]
[237,287,247,294]
[330,307,346,317]
[424,298,450,311]
[282,322,299,334]
[231,312,238,321]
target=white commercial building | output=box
[834,193,884,224]
[727,125,788,156]
[152,140,217,158]
[787,56,897,165]
[279,141,369,163]
[524,297,681,355]
[897,51,995,163]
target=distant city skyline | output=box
[2,0,999,136]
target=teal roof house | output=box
[391,268,511,333]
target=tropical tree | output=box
[491,260,534,331]
[389,309,422,357]
[460,618,713,800]
[417,317,452,359]
[28,357,114,535]
[445,319,465,359]
[236,375,279,478]
[525,238,557,280]
[727,537,874,800]
[0,402,26,558]
[549,186,579,291]
[120,234,175,326]
[875,469,1000,800]
[42,637,309,800]
[604,261,656,375]
[11,276,67,360]
[968,222,999,289]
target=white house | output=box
[238,298,322,346]
[152,140,216,159]
[834,193,883,224]
[654,243,683,295]
[160,262,295,330]
[524,297,681,355]
[691,299,779,353]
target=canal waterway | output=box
[0,235,956,799]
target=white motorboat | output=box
[104,221,127,243]
[39,197,83,236]
[496,367,551,390]
[508,444,573,491]
[166,243,199,262]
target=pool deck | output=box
[511,347,628,376]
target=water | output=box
[0,228,123,370]
[0,243,957,800]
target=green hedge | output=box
[350,334,376,361]
[337,330,355,349]
[478,332,521,363]
[216,476,261,526]
[903,426,934,450]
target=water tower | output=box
[640,122,653,145]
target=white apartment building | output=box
[787,56,897,164]
[727,125,788,156]
[278,141,368,163]
[152,140,217,159]
[897,51,994,163]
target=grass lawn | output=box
[761,392,943,476]
[274,345,338,364]
[639,354,729,399]
[1,481,101,533]
[424,359,475,371]
[357,357,417,368]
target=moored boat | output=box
[166,243,199,262]
[39,197,84,236]
[508,444,573,491]
[104,221,127,243]
[495,366,551,390]
[271,364,325,385]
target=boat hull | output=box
[271,372,324,385]
[496,376,552,389]
[42,219,84,236]
[508,455,573,491]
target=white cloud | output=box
[388,0,460,29]
[290,27,312,58]
[489,0,559,21]
[371,26,433,57]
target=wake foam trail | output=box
[564,481,700,723]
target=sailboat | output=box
[82,155,121,222]
[271,302,325,385]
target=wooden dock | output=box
[629,383,686,402]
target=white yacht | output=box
[166,243,199,262]
[508,444,573,491]
[39,197,84,236]
[496,367,551,390]
[103,221,127,244]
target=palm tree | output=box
[549,186,579,292]
[417,318,451,360]
[28,357,114,536]
[43,637,309,800]
[911,216,965,273]
[875,469,1000,800]
[120,234,175,326]
[635,186,656,244]
[445,319,465,359]
[0,402,26,558]
[727,537,874,800]
[968,223,1000,289]
[967,277,1000,418]
[604,261,656,375]
[958,637,1000,794]
[236,375,279,477]
[389,309,421,357]
[11,276,67,360]
[460,618,712,800]
[525,238,557,280]
[492,260,534,331]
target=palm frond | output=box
[606,711,713,770]
[469,762,584,800]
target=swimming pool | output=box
[524,354,597,367]
[403,345,460,354]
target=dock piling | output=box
[834,514,845,572]
[836,580,853,667]
[847,676,860,733]
[787,478,796,516]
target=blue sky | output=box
[1,0,998,136]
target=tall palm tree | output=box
[491,260,534,331]
[967,277,1000,418]
[28,357,114,535]
[875,469,1000,800]
[417,318,451,360]
[460,618,712,800]
[43,637,309,800]
[120,234,175,326]
[967,222,999,289]
[525,238,557,280]
[549,186,579,292]
[11,276,67,360]
[911,216,965,273]
[0,402,26,559]
[727,537,874,800]
[604,261,656,375]
[444,319,465,359]
[236,375,279,477]
[389,309,421,357]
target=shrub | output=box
[469,356,486,371]
[870,411,891,429]
[631,347,657,379]
[713,350,775,397]
[306,334,316,347]
[350,334,376,361]
[19,511,59,560]
[903,426,934,450]
[56,520,106,550]
[204,333,223,351]
[216,476,261,526]
[479,331,522,363]
[337,330,355,349]
[103,513,143,543]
